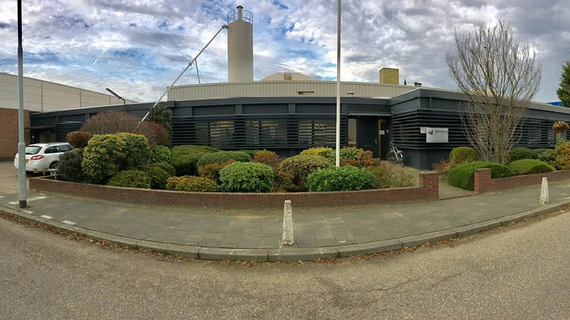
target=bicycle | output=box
[387,140,404,167]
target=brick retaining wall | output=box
[474,168,570,193]
[30,172,439,209]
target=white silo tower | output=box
[227,5,253,82]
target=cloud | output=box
[0,0,567,103]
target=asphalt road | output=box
[1,207,569,319]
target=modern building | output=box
[24,6,570,169]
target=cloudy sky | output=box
[0,0,568,103]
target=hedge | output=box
[507,159,555,176]
[448,161,514,191]
[306,166,375,192]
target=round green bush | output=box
[151,162,176,177]
[149,145,171,164]
[146,166,171,189]
[65,131,92,148]
[196,151,251,168]
[166,176,219,192]
[82,133,150,184]
[507,159,555,176]
[107,170,151,189]
[507,147,536,163]
[56,148,84,182]
[449,147,478,165]
[278,155,332,190]
[219,162,274,193]
[448,161,514,191]
[306,166,375,192]
[170,145,219,176]
[239,149,263,158]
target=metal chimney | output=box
[227,5,253,82]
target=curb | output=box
[1,201,568,262]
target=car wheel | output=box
[49,161,59,170]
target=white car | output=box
[14,142,73,174]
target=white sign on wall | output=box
[426,127,448,143]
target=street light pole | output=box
[106,87,126,105]
[17,0,26,208]
[335,0,341,168]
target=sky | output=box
[0,0,568,103]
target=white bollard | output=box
[540,177,549,205]
[281,200,294,246]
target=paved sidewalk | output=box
[1,179,569,261]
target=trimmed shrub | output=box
[151,162,176,177]
[554,141,570,169]
[82,133,150,184]
[239,149,264,158]
[273,171,298,192]
[219,162,274,193]
[196,151,251,168]
[507,147,536,163]
[278,155,332,190]
[252,150,280,168]
[146,166,171,189]
[367,163,415,189]
[81,110,138,134]
[198,159,235,181]
[149,145,171,164]
[448,161,514,191]
[306,166,375,192]
[56,148,84,182]
[300,147,334,159]
[449,147,478,165]
[170,145,219,176]
[65,131,92,148]
[107,170,151,189]
[138,121,169,146]
[507,159,555,176]
[534,148,556,166]
[166,176,219,192]
[341,149,374,167]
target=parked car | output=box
[14,142,73,174]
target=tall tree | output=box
[557,61,570,107]
[446,21,541,164]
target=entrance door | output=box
[355,117,379,157]
[378,119,389,159]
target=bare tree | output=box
[446,21,541,164]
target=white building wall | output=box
[167,81,418,101]
[0,73,136,112]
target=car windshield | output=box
[25,146,42,155]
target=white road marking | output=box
[40,215,53,219]
[8,196,47,205]
[61,220,76,226]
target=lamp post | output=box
[335,0,341,168]
[106,87,126,105]
[17,0,26,208]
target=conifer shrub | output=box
[306,165,375,192]
[82,133,150,184]
[146,165,171,189]
[449,147,478,165]
[507,159,555,176]
[300,147,335,159]
[149,145,171,164]
[107,170,151,189]
[554,141,570,169]
[448,161,514,191]
[278,155,332,190]
[56,148,85,182]
[165,176,220,192]
[219,162,274,193]
[151,162,176,177]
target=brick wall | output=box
[30,172,440,209]
[474,168,570,193]
[0,108,30,160]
